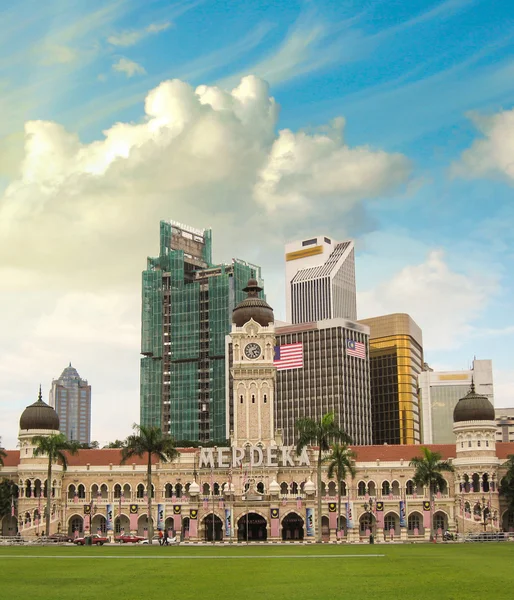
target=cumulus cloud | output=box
[358,250,497,350]
[112,57,146,77]
[452,108,514,181]
[107,22,171,47]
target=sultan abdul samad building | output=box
[1,280,514,541]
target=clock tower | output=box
[231,279,276,446]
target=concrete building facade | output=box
[285,236,357,324]
[419,359,494,444]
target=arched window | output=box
[213,483,220,496]
[175,484,183,499]
[202,483,210,496]
[339,481,347,496]
[240,395,243,404]
[357,481,366,496]
[328,482,337,497]
[71,517,83,533]
[408,514,420,532]
[263,394,267,403]
[68,485,76,500]
[406,480,414,495]
[100,484,108,499]
[291,482,298,495]
[77,484,86,499]
[384,514,396,531]
[165,483,173,498]
[257,482,264,494]
[136,484,145,499]
[252,395,255,404]
[280,482,288,495]
[114,484,122,499]
[382,481,390,496]
[482,474,490,493]
[472,474,480,493]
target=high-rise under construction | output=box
[140,221,263,443]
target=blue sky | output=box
[0,0,513,447]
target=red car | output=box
[74,534,109,546]
[115,534,145,544]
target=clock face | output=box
[244,343,262,359]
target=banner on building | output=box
[346,502,354,529]
[270,508,279,537]
[423,500,431,529]
[376,501,384,528]
[157,504,164,530]
[83,504,91,515]
[173,505,181,531]
[189,509,198,538]
[225,508,232,537]
[328,502,337,530]
[306,507,315,537]
[106,504,113,531]
[399,501,406,528]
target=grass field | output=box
[1,543,512,600]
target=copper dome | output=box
[19,387,60,431]
[453,381,494,423]
[232,279,274,327]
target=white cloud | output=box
[38,43,77,65]
[453,108,514,181]
[112,57,146,78]
[254,117,411,213]
[358,250,497,350]
[107,22,171,47]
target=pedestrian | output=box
[158,529,163,546]
[163,530,168,546]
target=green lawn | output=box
[0,543,512,600]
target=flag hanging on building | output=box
[346,339,366,359]
[423,500,431,529]
[273,343,304,371]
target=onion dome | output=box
[232,278,274,327]
[19,386,60,431]
[453,380,495,423]
[304,479,316,495]
[188,481,200,496]
[269,479,280,495]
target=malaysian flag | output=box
[274,343,303,371]
[346,339,366,359]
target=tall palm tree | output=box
[325,443,356,539]
[121,425,179,543]
[296,413,351,543]
[410,446,454,538]
[499,454,514,514]
[31,433,80,536]
[0,438,7,467]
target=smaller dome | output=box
[19,387,60,431]
[269,479,280,494]
[188,481,200,496]
[232,279,274,327]
[304,479,316,495]
[453,381,495,423]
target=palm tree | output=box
[0,438,7,467]
[499,454,514,516]
[296,413,351,543]
[325,443,356,539]
[121,425,179,543]
[410,446,454,539]
[31,433,80,536]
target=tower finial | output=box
[38,384,42,402]
[470,376,475,394]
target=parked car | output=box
[139,535,179,545]
[46,533,75,543]
[74,534,109,546]
[115,534,145,544]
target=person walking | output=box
[158,529,163,546]
[163,530,169,546]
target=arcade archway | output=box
[203,513,223,541]
[282,512,304,541]
[237,512,267,542]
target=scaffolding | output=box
[140,221,264,442]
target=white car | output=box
[139,535,179,545]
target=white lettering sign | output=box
[198,446,310,469]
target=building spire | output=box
[38,384,43,402]
[470,376,475,394]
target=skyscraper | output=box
[418,359,494,443]
[49,364,91,444]
[140,220,264,443]
[357,313,423,445]
[226,318,372,446]
[285,236,357,324]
